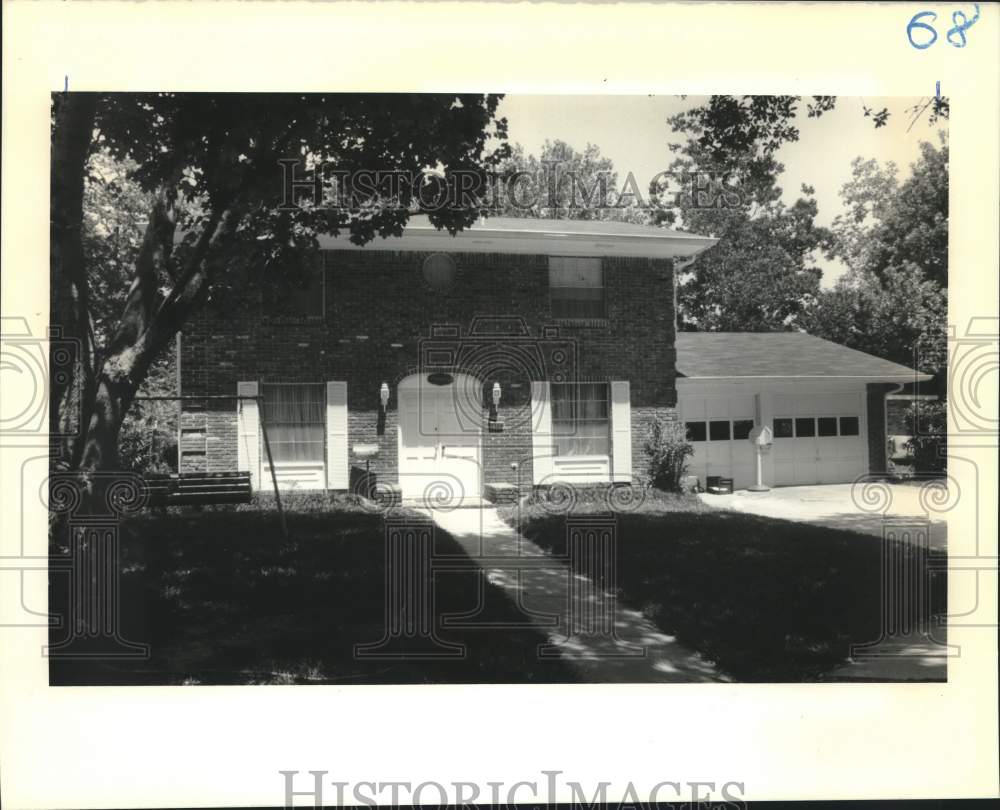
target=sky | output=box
[496,96,947,287]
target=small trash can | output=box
[706,475,734,495]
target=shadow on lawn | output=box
[508,508,947,682]
[49,506,577,685]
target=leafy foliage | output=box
[51,92,509,472]
[904,400,947,473]
[655,97,831,331]
[806,137,949,382]
[494,139,646,221]
[828,137,948,289]
[801,265,947,376]
[644,417,694,493]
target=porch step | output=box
[483,483,520,505]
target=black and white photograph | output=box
[2,2,997,808]
[44,89,953,687]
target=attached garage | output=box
[676,333,932,490]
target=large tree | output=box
[654,95,948,333]
[51,92,508,479]
[653,97,830,331]
[804,136,949,382]
[828,137,948,289]
[495,139,646,222]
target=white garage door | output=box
[680,393,757,490]
[770,392,865,485]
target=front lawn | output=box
[499,493,946,681]
[50,498,576,685]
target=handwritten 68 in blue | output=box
[907,4,981,50]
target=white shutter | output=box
[531,381,553,484]
[237,381,260,491]
[611,380,632,482]
[326,381,349,489]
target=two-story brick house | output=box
[177,216,929,502]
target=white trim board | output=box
[317,228,716,260]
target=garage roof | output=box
[676,332,932,381]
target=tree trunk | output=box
[50,93,99,465]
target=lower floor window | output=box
[551,382,610,456]
[261,383,325,462]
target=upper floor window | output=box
[261,256,325,319]
[549,256,605,320]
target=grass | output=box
[49,497,576,685]
[498,490,947,681]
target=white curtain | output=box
[551,382,610,456]
[261,384,325,462]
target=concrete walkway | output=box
[699,483,948,551]
[422,506,724,683]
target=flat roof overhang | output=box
[676,373,934,383]
[317,219,718,260]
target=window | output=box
[551,382,610,456]
[733,419,754,440]
[261,258,325,318]
[261,384,325,462]
[685,421,707,442]
[818,417,838,437]
[773,418,793,438]
[839,416,860,436]
[795,418,816,437]
[549,257,605,320]
[709,420,731,441]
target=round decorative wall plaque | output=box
[422,253,458,291]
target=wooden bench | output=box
[143,471,253,507]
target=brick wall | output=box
[180,249,677,489]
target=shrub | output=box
[119,400,178,474]
[644,416,694,492]
[903,399,947,474]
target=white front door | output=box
[398,374,482,505]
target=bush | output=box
[904,399,947,474]
[119,400,178,474]
[644,416,694,492]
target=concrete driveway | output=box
[698,482,948,550]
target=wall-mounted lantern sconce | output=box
[488,381,502,430]
[377,382,389,436]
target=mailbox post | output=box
[353,443,380,499]
[748,425,773,492]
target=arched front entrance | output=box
[397,372,483,505]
